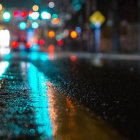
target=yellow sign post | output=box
[89,11,105,24]
[89,11,105,52]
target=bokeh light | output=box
[26,41,32,48]
[19,22,27,30]
[48,2,55,8]
[14,11,19,17]
[29,12,39,20]
[75,27,82,34]
[39,39,45,46]
[21,11,27,18]
[57,40,63,46]
[32,5,39,11]
[48,31,55,38]
[70,56,77,61]
[31,22,39,29]
[2,11,11,22]
[11,41,18,48]
[0,4,3,11]
[41,11,51,20]
[48,45,54,53]
[52,18,59,25]
[70,31,78,39]
[52,14,58,19]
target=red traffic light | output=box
[11,41,18,48]
[21,11,27,18]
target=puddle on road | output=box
[0,61,127,140]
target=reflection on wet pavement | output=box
[0,60,126,140]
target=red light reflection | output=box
[70,56,77,61]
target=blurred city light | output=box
[52,14,58,19]
[41,11,51,20]
[29,12,39,20]
[0,30,10,47]
[34,39,38,44]
[32,5,39,11]
[0,62,9,77]
[74,4,82,11]
[52,18,59,25]
[31,21,39,29]
[39,39,45,46]
[48,31,55,38]
[48,2,55,8]
[57,39,63,46]
[26,41,32,48]
[48,45,54,53]
[75,27,82,34]
[70,31,78,39]
[21,11,27,18]
[13,11,19,17]
[70,55,77,61]
[63,29,69,38]
[0,4,3,11]
[28,11,33,16]
[2,11,11,22]
[11,41,18,48]
[19,22,27,30]
[56,34,62,40]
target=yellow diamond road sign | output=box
[89,11,105,24]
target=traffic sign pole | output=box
[95,24,101,52]
[89,11,105,53]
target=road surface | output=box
[0,52,140,140]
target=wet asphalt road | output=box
[0,52,140,140]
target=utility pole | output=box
[112,0,120,53]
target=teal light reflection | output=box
[0,62,9,77]
[40,53,49,61]
[26,63,53,140]
[29,52,39,60]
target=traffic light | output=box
[19,22,27,30]
[2,11,11,22]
